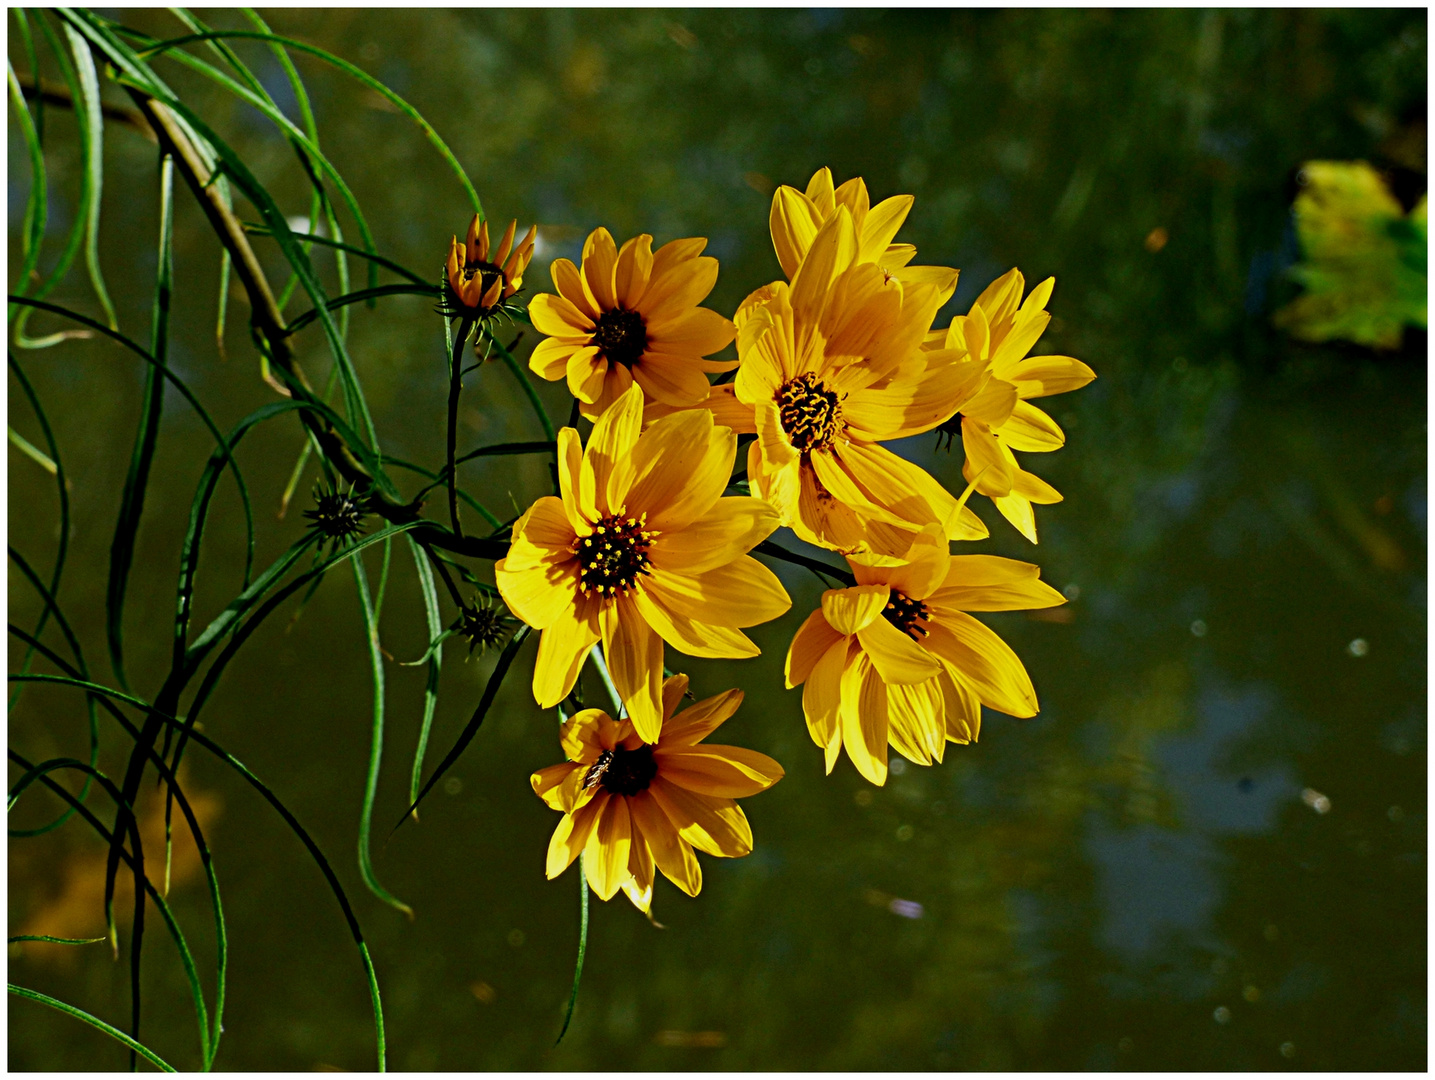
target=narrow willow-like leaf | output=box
[351,554,413,916]
[8,630,227,1067]
[137,27,482,215]
[106,151,175,690]
[8,935,106,945]
[10,674,387,1072]
[64,21,118,330]
[8,425,57,473]
[284,284,436,335]
[11,15,94,349]
[244,223,430,286]
[394,625,530,829]
[405,537,443,816]
[6,753,213,1067]
[8,985,176,1072]
[7,61,47,324]
[555,850,590,1045]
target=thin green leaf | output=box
[243,223,429,286]
[393,625,530,830]
[285,284,436,335]
[7,61,47,325]
[8,985,176,1072]
[8,935,106,945]
[351,554,413,916]
[8,424,57,474]
[106,152,176,690]
[404,537,443,816]
[555,851,590,1045]
[64,21,118,330]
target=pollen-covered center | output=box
[575,513,656,595]
[594,308,648,368]
[777,372,844,452]
[882,589,931,641]
[598,743,658,796]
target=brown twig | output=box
[14,72,156,141]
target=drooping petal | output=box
[532,597,602,708]
[803,636,851,750]
[924,613,1039,718]
[785,608,844,688]
[631,585,761,660]
[601,595,665,743]
[620,833,655,913]
[961,417,1016,496]
[546,795,605,878]
[886,677,946,765]
[656,744,784,798]
[629,790,701,896]
[565,346,607,404]
[856,615,943,685]
[630,351,714,408]
[647,777,753,857]
[938,666,982,744]
[820,584,889,634]
[583,793,632,901]
[839,657,888,785]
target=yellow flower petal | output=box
[660,674,690,721]
[630,351,714,407]
[528,292,595,337]
[631,585,761,660]
[647,777,752,857]
[546,795,604,879]
[785,608,844,688]
[560,707,624,762]
[789,207,855,350]
[961,375,1019,428]
[992,492,1037,543]
[600,595,664,743]
[886,676,946,765]
[656,744,784,798]
[628,790,701,896]
[924,612,1038,718]
[995,400,1065,452]
[641,254,719,325]
[927,558,1066,613]
[494,558,576,629]
[803,636,851,750]
[531,762,583,811]
[501,496,575,572]
[532,597,601,708]
[580,384,644,520]
[646,557,790,628]
[855,614,942,685]
[857,193,914,263]
[848,522,949,600]
[820,584,889,635]
[620,836,655,913]
[658,688,743,747]
[961,417,1016,496]
[529,336,583,381]
[770,183,823,278]
[649,497,778,576]
[1008,354,1096,399]
[614,233,654,309]
[938,667,981,744]
[580,227,618,313]
[840,657,888,785]
[618,411,733,532]
[583,793,632,901]
[648,236,707,282]
[550,256,597,319]
[565,346,607,404]
[645,305,735,357]
[556,427,587,534]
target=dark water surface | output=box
[8,9,1426,1070]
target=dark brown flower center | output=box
[882,589,931,640]
[594,307,648,367]
[592,743,658,796]
[777,372,844,452]
[462,258,506,291]
[575,513,656,595]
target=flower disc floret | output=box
[777,372,844,453]
[576,513,657,595]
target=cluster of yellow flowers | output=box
[466,168,1094,914]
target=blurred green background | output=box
[8,8,1426,1071]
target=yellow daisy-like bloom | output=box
[527,228,737,420]
[734,207,989,556]
[531,675,783,912]
[494,384,790,742]
[784,525,1065,785]
[768,166,957,291]
[444,213,536,319]
[929,268,1096,542]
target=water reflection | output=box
[8,7,1426,1072]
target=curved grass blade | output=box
[244,223,429,286]
[135,28,482,215]
[11,15,94,349]
[8,630,227,1067]
[63,21,118,330]
[351,553,413,916]
[12,9,39,138]
[393,625,530,830]
[8,425,57,472]
[555,850,590,1045]
[106,152,176,691]
[284,284,437,335]
[6,753,214,1067]
[404,536,443,818]
[7,61,47,324]
[8,985,175,1072]
[9,935,106,945]
[7,544,99,836]
[10,674,388,1071]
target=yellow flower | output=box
[443,213,536,319]
[527,228,737,420]
[494,384,790,742]
[784,525,1065,785]
[734,207,989,556]
[768,166,956,291]
[531,675,783,912]
[929,268,1096,542]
